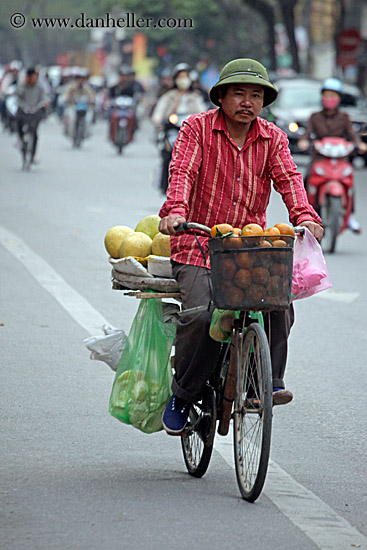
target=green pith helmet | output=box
[209,58,278,107]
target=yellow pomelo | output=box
[104,225,134,258]
[119,232,152,259]
[135,215,161,240]
[151,232,171,257]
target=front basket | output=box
[208,235,294,311]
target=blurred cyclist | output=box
[16,67,48,164]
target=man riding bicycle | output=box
[158,58,324,435]
[16,67,48,164]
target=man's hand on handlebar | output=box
[299,221,324,242]
[159,215,186,235]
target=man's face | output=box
[26,73,38,86]
[119,74,128,86]
[219,84,264,124]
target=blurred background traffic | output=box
[1,0,367,180]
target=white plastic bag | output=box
[84,325,127,372]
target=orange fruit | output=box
[272,239,288,248]
[247,284,266,301]
[274,223,295,237]
[210,223,233,238]
[235,251,253,269]
[227,286,245,307]
[221,257,237,279]
[263,226,281,242]
[267,275,282,295]
[233,227,242,236]
[241,223,263,237]
[259,240,272,248]
[271,263,289,277]
[252,267,270,285]
[235,269,252,288]
[222,236,243,250]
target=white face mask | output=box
[175,76,191,91]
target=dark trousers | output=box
[17,113,41,159]
[171,262,294,403]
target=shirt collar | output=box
[213,108,271,140]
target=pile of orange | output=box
[210,222,295,308]
[211,222,295,249]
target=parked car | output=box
[262,76,367,162]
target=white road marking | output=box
[1,225,366,549]
[0,225,112,335]
[215,437,367,550]
[314,288,360,303]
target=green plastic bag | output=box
[109,298,176,434]
[209,308,264,343]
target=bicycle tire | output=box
[321,195,342,254]
[116,126,127,155]
[181,384,216,478]
[233,322,272,502]
[22,132,33,171]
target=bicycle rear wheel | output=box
[22,132,33,171]
[233,322,272,502]
[181,384,216,478]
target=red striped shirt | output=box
[159,108,321,267]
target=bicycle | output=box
[112,221,302,502]
[173,222,302,502]
[18,106,44,171]
[72,96,90,148]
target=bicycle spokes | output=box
[234,323,272,502]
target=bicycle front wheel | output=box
[181,384,216,478]
[233,322,272,502]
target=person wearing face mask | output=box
[298,78,366,232]
[151,63,206,126]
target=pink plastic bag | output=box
[291,228,332,301]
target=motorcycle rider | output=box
[108,66,139,144]
[109,65,136,99]
[298,78,366,233]
[151,63,206,126]
[64,68,95,106]
[64,68,95,137]
[0,60,21,129]
[16,67,48,164]
[156,68,173,99]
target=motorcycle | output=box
[65,95,93,148]
[109,96,135,154]
[306,137,355,253]
[156,113,189,193]
[3,84,18,133]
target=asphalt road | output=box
[1,114,366,550]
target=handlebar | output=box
[21,103,46,115]
[174,222,211,234]
[174,222,305,236]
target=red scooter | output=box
[306,137,355,253]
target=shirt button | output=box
[237,177,240,181]
[233,202,237,206]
